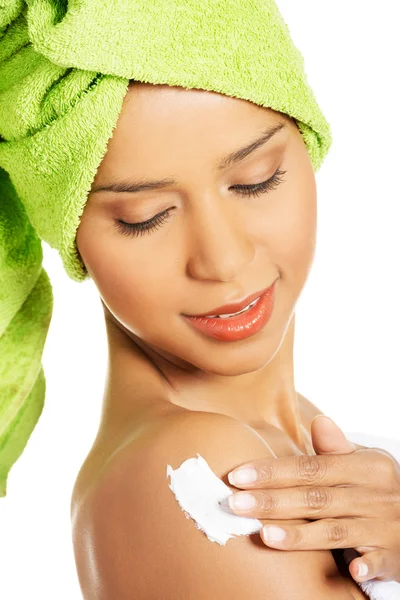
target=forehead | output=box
[115,82,291,141]
[91,83,294,184]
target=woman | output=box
[0,0,399,598]
[70,81,395,600]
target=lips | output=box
[183,281,277,342]
[186,282,276,318]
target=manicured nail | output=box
[229,493,256,510]
[263,526,286,542]
[358,562,368,577]
[228,467,258,485]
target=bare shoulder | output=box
[71,411,354,600]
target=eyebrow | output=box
[90,121,287,195]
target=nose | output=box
[186,195,255,282]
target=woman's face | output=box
[76,82,317,376]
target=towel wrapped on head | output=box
[0,0,332,497]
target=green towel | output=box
[0,0,332,498]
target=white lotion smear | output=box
[166,453,262,545]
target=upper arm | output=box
[79,412,351,600]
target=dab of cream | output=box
[166,453,262,545]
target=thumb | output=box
[311,415,357,454]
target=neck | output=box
[99,310,304,448]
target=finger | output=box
[224,485,392,520]
[227,448,397,490]
[311,415,358,454]
[260,517,388,551]
[348,550,399,583]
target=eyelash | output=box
[113,167,287,238]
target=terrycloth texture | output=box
[0,0,333,497]
[343,433,400,600]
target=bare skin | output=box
[73,82,367,599]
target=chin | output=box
[181,344,277,377]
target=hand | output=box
[221,415,400,584]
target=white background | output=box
[1,2,399,597]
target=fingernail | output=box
[228,467,258,485]
[263,526,286,542]
[229,493,256,510]
[311,413,327,424]
[358,562,368,577]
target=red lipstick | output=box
[183,279,278,342]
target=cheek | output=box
[86,234,182,335]
[284,189,316,257]
[284,188,317,284]
[257,177,317,283]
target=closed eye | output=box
[113,167,287,238]
[231,167,286,198]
